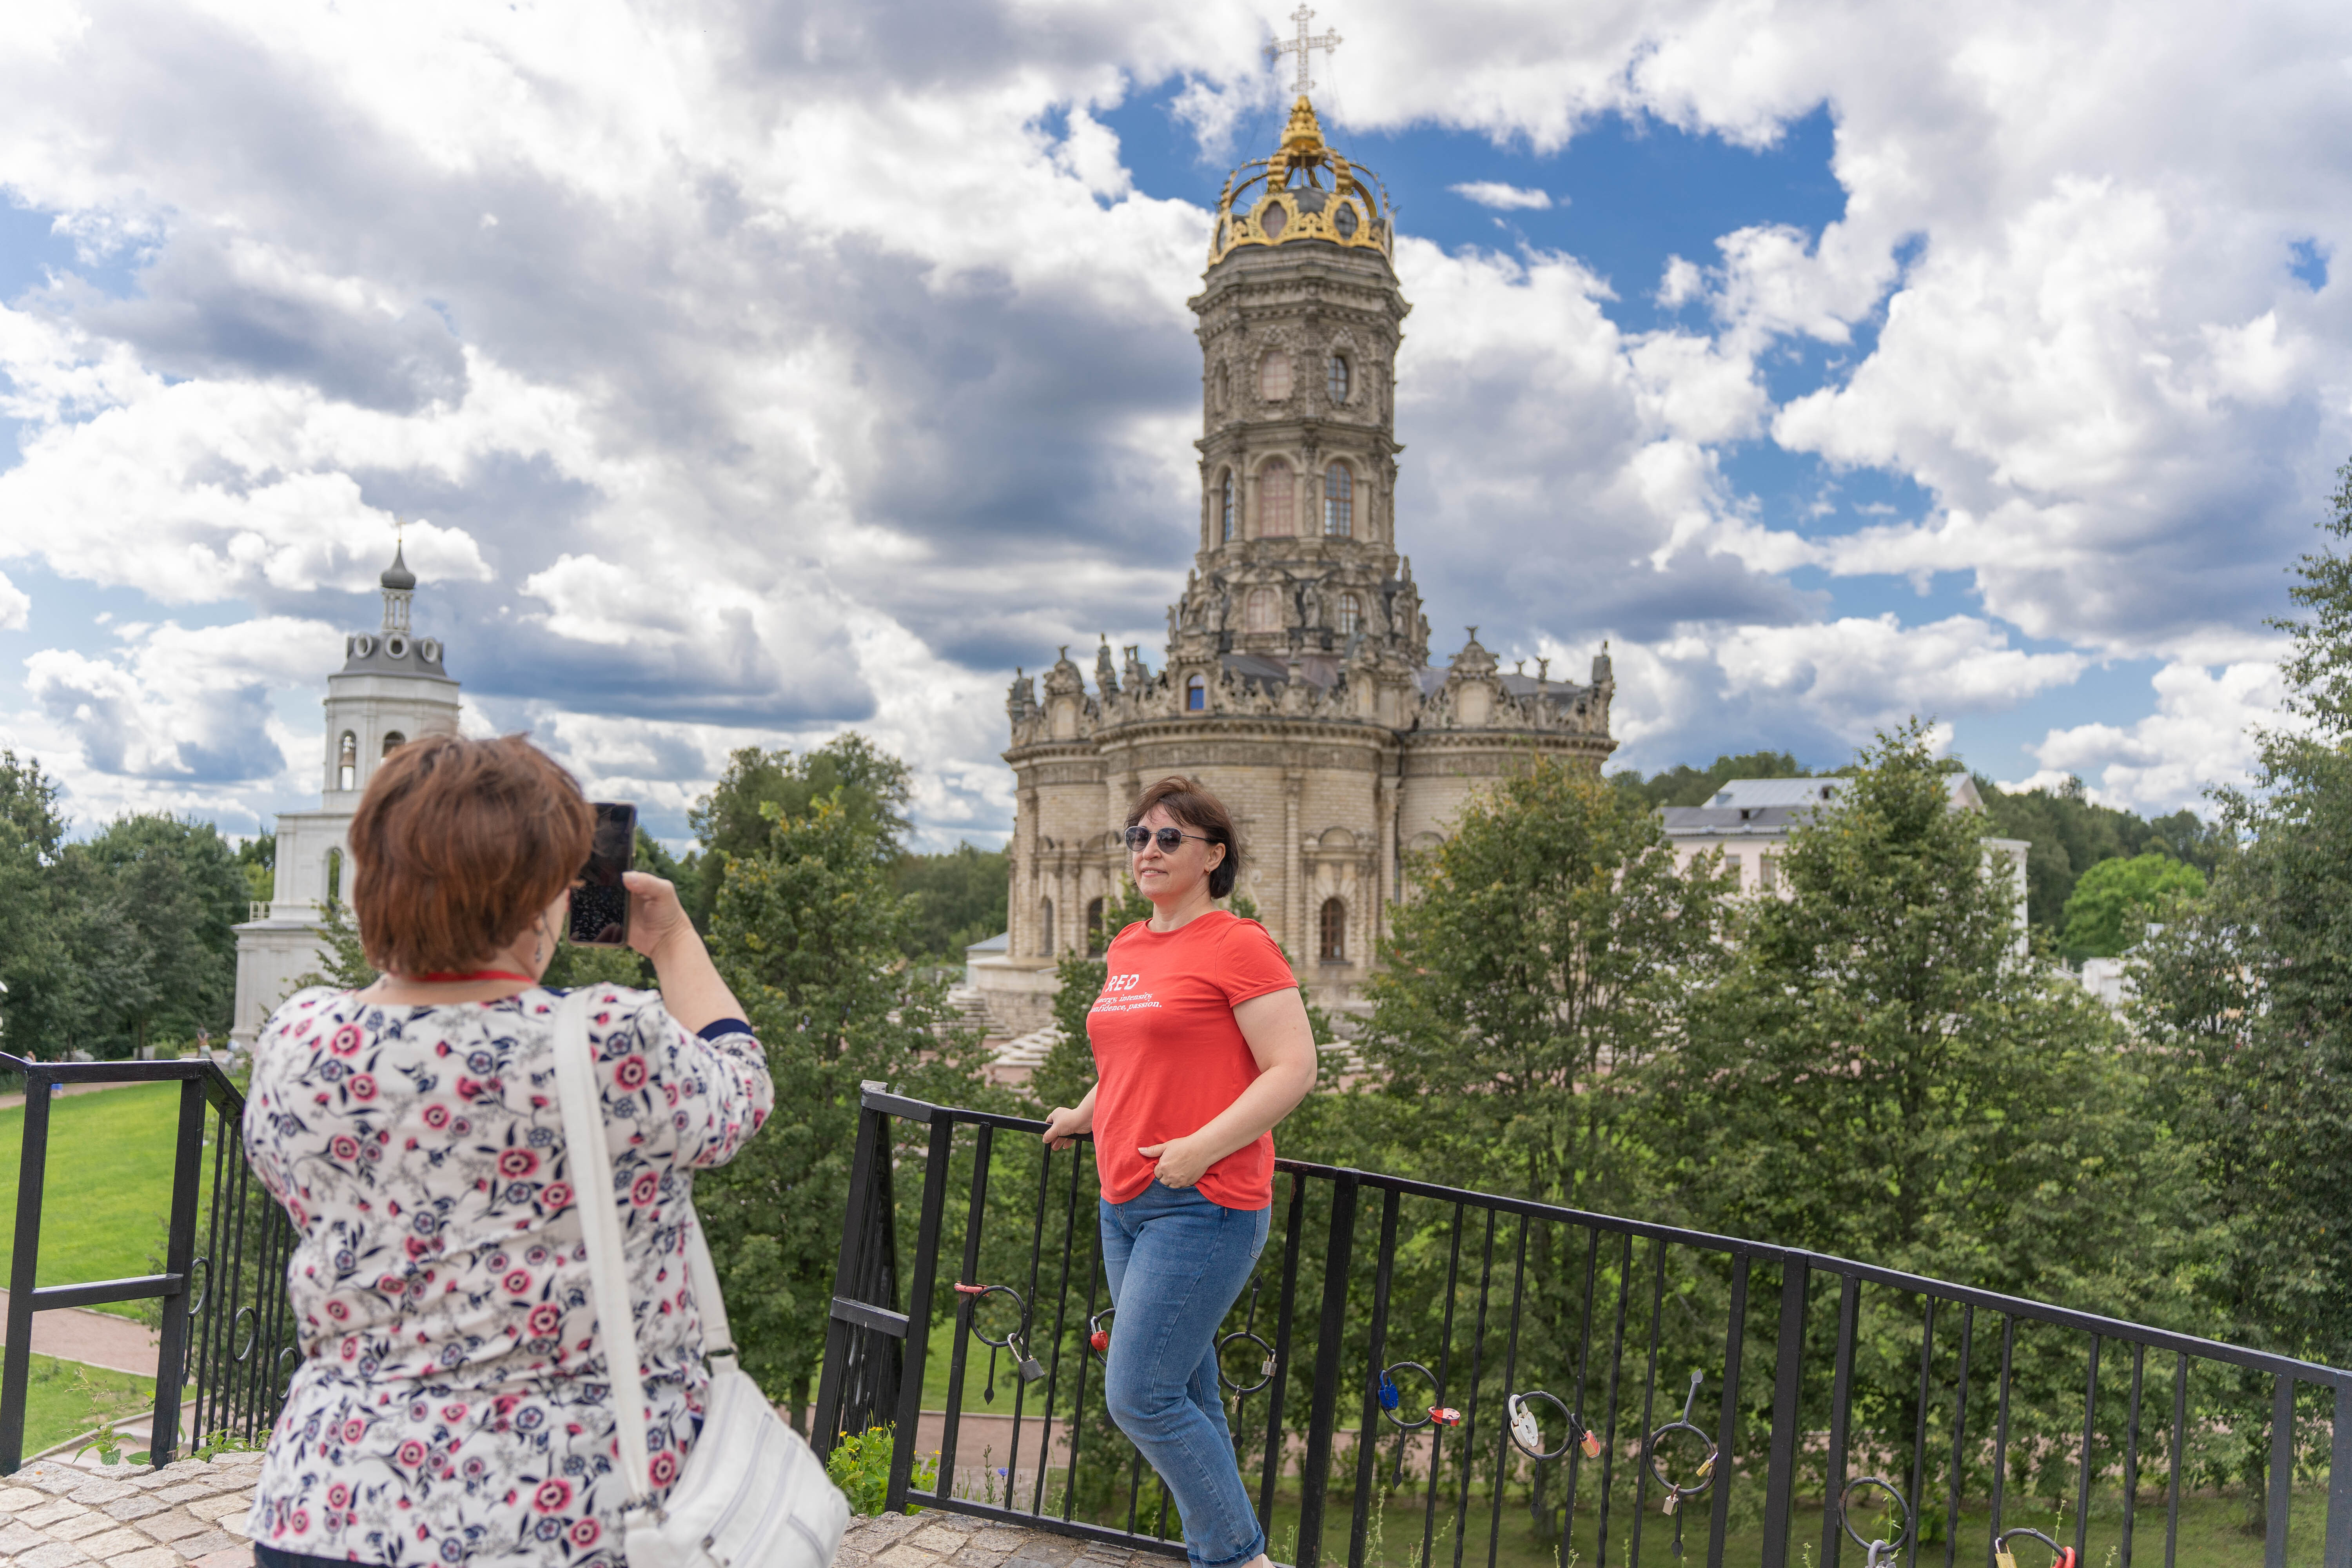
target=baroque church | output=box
[972,95,1619,1029]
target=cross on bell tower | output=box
[1267,5,1341,95]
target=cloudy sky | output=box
[0,0,2346,849]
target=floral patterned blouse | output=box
[240,984,772,1568]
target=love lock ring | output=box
[1644,1372,1719,1515]
[1374,1360,1441,1431]
[1218,1326,1277,1395]
[1993,1525,2079,1568]
[1504,1389,1579,1461]
[1838,1476,1913,1568]
[956,1282,1044,1401]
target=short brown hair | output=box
[349,735,595,976]
[1127,775,1243,899]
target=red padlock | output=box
[1090,1328,1110,1354]
[1581,1428,1604,1459]
[1429,1406,1464,1426]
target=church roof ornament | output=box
[1208,94,1393,267]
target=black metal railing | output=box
[0,1053,297,1473]
[816,1086,2352,1568]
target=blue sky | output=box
[0,0,2346,847]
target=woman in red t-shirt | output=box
[1042,777,1317,1568]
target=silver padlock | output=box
[1011,1334,1046,1383]
[1508,1397,1543,1455]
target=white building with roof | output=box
[229,545,462,1043]
[1661,776,2029,936]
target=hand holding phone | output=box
[568,802,638,947]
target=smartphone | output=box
[569,802,637,947]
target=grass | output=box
[14,1352,157,1459]
[0,1083,185,1319]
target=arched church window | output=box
[1324,464,1352,537]
[1221,472,1236,542]
[337,731,357,791]
[1041,899,1055,955]
[1086,897,1105,955]
[326,848,344,909]
[1214,363,1229,410]
[1258,349,1292,402]
[1187,674,1207,711]
[1328,354,1350,404]
[1319,897,1346,962]
[1244,588,1278,633]
[1338,593,1362,637]
[1259,459,1294,537]
[381,730,407,757]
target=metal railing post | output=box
[0,1065,55,1474]
[147,1077,210,1466]
[1295,1171,1358,1568]
[813,1092,889,1458]
[2327,1378,2351,1568]
[885,1118,955,1512]
[2268,1374,2295,1568]
[1759,1256,1811,1568]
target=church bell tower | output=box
[1169,96,1429,726]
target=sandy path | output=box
[0,1290,162,1377]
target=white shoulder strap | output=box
[550,990,654,1505]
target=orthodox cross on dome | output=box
[1267,5,1341,96]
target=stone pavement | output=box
[0,1464,1140,1568]
[0,1451,258,1568]
[838,1508,1163,1568]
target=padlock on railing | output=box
[1428,1405,1465,1426]
[1372,1360,1439,1431]
[1503,1388,1579,1461]
[1644,1372,1720,1557]
[1837,1475,1913,1568]
[1992,1525,2078,1568]
[956,1281,1034,1405]
[1087,1306,1114,1359]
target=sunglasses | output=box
[1124,826,1215,855]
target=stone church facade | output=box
[977,98,1619,1026]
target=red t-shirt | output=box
[1087,911,1298,1209]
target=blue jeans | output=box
[1100,1184,1273,1568]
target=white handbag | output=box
[553,992,851,1568]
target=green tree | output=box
[2134,458,2352,1382]
[1359,757,1733,1208]
[686,735,912,924]
[2058,850,2206,960]
[1650,723,2189,1310]
[694,788,1000,1431]
[893,841,1011,961]
[1608,749,1815,810]
[53,815,247,1055]
[0,753,72,1056]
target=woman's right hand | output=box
[1042,1103,1092,1151]
[622,871,695,959]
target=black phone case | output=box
[569,803,637,947]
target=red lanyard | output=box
[414,970,536,984]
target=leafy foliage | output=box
[824,1424,933,1515]
[686,735,910,926]
[693,787,1003,1426]
[1978,775,2223,935]
[1607,749,1815,809]
[2057,849,2206,960]
[2134,458,2352,1388]
[1359,757,1731,1209]
[893,841,1011,961]
[1652,724,2188,1301]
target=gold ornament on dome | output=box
[1209,96,1393,266]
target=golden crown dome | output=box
[1209,96,1393,266]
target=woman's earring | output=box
[532,936,545,965]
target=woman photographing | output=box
[239,735,771,1568]
[1041,777,1318,1568]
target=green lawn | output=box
[13,1352,156,1459]
[0,1083,185,1319]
